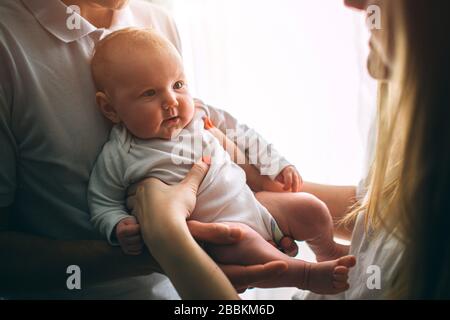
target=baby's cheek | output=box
[144,112,159,125]
[182,98,196,121]
[131,114,160,138]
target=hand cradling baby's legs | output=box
[205,222,355,294]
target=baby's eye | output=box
[173,81,185,90]
[143,89,156,97]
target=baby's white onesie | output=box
[88,101,291,244]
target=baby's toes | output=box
[333,281,350,291]
[333,272,349,282]
[337,255,356,268]
[333,265,350,290]
[332,270,350,292]
[334,265,349,276]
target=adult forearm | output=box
[301,182,357,240]
[144,218,238,300]
[0,231,161,294]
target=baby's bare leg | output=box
[256,191,349,262]
[206,222,355,294]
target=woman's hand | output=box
[187,220,292,293]
[126,158,210,226]
[126,160,293,296]
[126,159,240,299]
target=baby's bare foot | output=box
[303,255,356,295]
[314,242,350,262]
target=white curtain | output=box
[149,0,377,299]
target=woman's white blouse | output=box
[295,184,405,300]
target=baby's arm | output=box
[203,113,284,192]
[201,101,299,191]
[88,142,134,248]
[204,102,290,177]
[202,113,284,192]
[203,116,276,192]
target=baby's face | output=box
[105,45,195,140]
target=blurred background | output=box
[147,0,377,299]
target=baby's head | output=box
[91,28,194,139]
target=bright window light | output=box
[157,0,377,299]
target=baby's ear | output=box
[96,91,120,123]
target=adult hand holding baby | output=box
[126,158,291,298]
[126,158,239,299]
[127,157,211,224]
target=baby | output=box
[88,28,355,294]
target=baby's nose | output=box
[162,101,178,111]
[162,93,179,110]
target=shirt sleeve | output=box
[202,100,291,179]
[0,40,17,208]
[88,139,130,245]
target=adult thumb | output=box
[182,157,210,194]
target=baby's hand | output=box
[275,166,303,192]
[116,216,144,255]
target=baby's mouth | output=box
[163,116,180,126]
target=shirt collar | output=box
[21,0,133,43]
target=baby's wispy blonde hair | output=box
[91,27,178,91]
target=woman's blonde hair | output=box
[344,0,450,298]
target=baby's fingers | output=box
[275,174,284,184]
[128,241,144,252]
[123,234,143,245]
[283,173,293,191]
[279,237,299,257]
[123,245,144,256]
[292,174,300,193]
[117,222,141,239]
